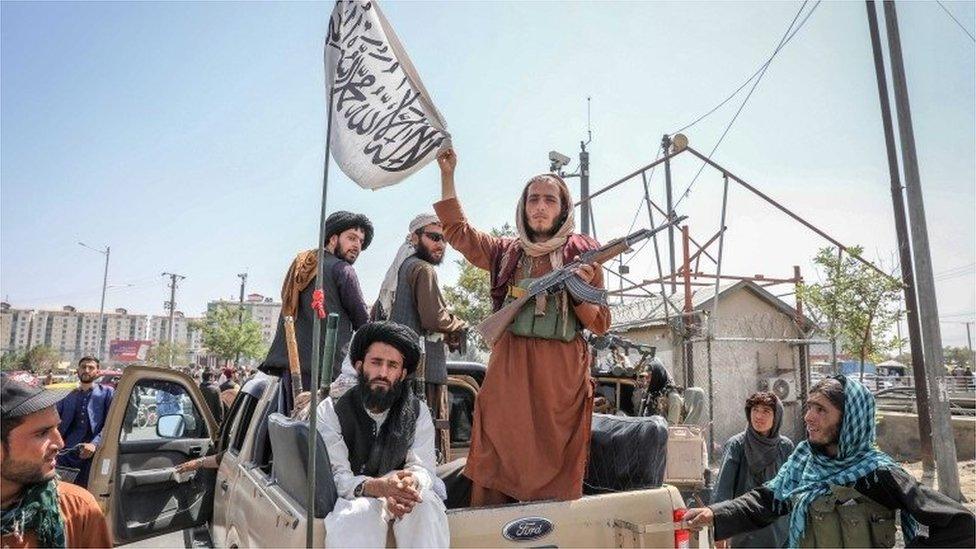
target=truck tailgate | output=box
[445,485,686,548]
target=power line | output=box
[936,1,976,43]
[673,1,822,210]
[669,1,819,136]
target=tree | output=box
[443,223,516,357]
[145,342,189,368]
[798,246,904,380]
[1,350,27,372]
[943,346,972,370]
[1,346,62,373]
[198,306,266,367]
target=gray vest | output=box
[390,255,447,384]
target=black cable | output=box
[936,1,975,43]
[670,1,816,136]
[674,1,821,210]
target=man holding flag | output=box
[434,148,610,506]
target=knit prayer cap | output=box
[324,211,374,250]
[349,321,421,374]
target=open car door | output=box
[87,366,219,545]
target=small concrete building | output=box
[609,281,816,455]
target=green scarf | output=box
[0,479,66,548]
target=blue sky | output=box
[2,0,974,347]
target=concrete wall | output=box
[876,411,976,461]
[616,286,808,459]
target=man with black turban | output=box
[260,211,374,408]
[316,321,449,548]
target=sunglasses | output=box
[421,231,445,242]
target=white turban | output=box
[375,213,441,319]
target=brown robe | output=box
[434,197,610,502]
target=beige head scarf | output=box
[515,173,576,265]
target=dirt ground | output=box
[901,459,976,513]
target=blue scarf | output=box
[765,375,919,547]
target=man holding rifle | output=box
[433,148,610,505]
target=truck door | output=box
[87,366,218,545]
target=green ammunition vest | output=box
[799,484,897,548]
[505,260,580,342]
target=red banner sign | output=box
[109,340,152,362]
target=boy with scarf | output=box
[433,148,610,505]
[711,391,794,548]
[316,321,449,548]
[684,376,975,548]
[2,377,112,548]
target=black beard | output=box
[357,371,406,412]
[414,242,442,265]
[335,242,358,265]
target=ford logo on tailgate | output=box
[502,517,554,542]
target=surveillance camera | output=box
[549,151,571,171]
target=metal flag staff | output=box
[306,3,343,546]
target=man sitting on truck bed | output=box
[316,321,449,548]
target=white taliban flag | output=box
[324,0,450,190]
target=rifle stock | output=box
[284,316,303,402]
[476,293,532,346]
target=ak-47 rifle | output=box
[476,215,687,346]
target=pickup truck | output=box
[87,365,710,548]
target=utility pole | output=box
[235,272,247,368]
[865,0,935,475]
[579,143,590,236]
[161,272,186,369]
[966,322,973,363]
[882,0,960,501]
[662,135,676,294]
[78,242,110,360]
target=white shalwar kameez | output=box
[316,397,449,548]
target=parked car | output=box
[88,365,708,548]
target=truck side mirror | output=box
[157,414,196,438]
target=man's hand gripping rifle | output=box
[476,215,687,346]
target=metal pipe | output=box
[709,177,730,336]
[665,136,677,293]
[574,146,687,206]
[682,225,693,385]
[689,336,832,344]
[642,170,673,323]
[308,25,341,544]
[683,145,900,284]
[687,227,726,267]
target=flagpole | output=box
[307,4,341,545]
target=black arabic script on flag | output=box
[326,0,447,186]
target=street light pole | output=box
[79,242,110,360]
[235,272,247,368]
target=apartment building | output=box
[7,304,148,364]
[207,293,281,348]
[0,302,33,354]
